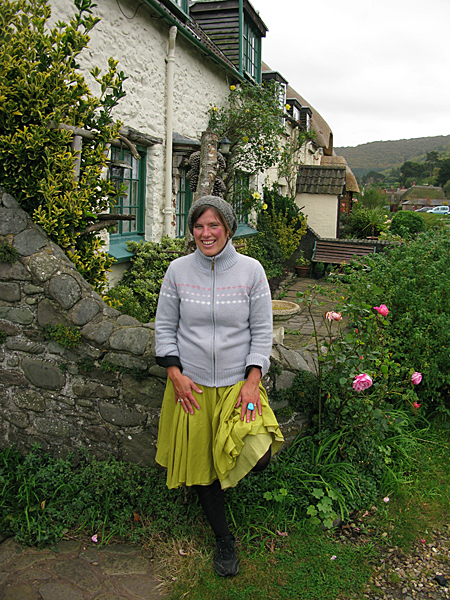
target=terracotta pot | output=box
[295,265,310,278]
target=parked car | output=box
[426,206,450,215]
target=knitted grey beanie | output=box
[187,196,238,236]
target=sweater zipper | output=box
[211,257,216,384]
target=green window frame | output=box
[108,146,146,262]
[175,167,193,238]
[243,20,260,81]
[232,172,250,224]
[171,0,188,13]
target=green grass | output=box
[168,526,375,600]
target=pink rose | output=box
[373,304,389,316]
[353,373,373,392]
[325,311,342,322]
[411,372,422,385]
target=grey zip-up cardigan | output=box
[154,241,272,388]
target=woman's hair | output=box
[191,204,231,237]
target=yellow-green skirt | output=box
[155,380,284,489]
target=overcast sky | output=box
[252,0,450,148]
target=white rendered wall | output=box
[49,0,232,242]
[295,193,338,239]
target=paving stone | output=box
[1,582,35,600]
[10,552,55,570]
[93,594,128,600]
[118,575,161,599]
[39,582,83,600]
[97,544,140,555]
[53,540,82,555]
[16,567,52,581]
[53,559,102,592]
[101,555,150,576]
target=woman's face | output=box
[193,208,228,256]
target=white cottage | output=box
[50,0,269,281]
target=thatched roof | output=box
[262,63,334,155]
[297,165,346,195]
[321,155,360,194]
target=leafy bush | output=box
[107,236,185,321]
[389,211,425,237]
[0,0,126,292]
[241,185,307,277]
[347,206,388,238]
[343,229,450,417]
[43,324,82,348]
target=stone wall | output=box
[0,189,308,465]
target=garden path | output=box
[279,275,344,352]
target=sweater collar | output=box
[193,240,239,272]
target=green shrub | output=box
[107,236,185,321]
[347,206,388,239]
[389,211,425,237]
[0,0,126,292]
[343,228,450,417]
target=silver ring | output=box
[177,398,184,403]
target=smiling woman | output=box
[154,195,284,577]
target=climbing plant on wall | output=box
[0,0,126,292]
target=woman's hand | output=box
[235,367,262,423]
[167,366,202,415]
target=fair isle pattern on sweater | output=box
[155,242,273,388]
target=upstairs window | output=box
[243,20,259,80]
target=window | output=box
[175,167,193,237]
[109,146,145,240]
[232,172,250,224]
[243,20,260,80]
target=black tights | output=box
[194,448,271,539]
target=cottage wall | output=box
[49,0,232,242]
[295,193,339,239]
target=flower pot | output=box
[295,265,310,278]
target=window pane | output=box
[109,147,142,236]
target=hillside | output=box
[334,135,450,179]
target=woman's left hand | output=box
[235,368,262,423]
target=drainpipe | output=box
[163,26,177,235]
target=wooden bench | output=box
[311,240,376,272]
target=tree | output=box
[0,0,126,292]
[436,158,450,188]
[399,161,428,187]
[361,171,385,185]
[208,81,285,202]
[425,150,441,177]
[357,186,386,209]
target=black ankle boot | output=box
[214,536,239,577]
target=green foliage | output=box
[43,324,81,348]
[389,211,425,237]
[341,229,450,418]
[208,81,285,197]
[107,236,185,321]
[357,186,386,209]
[0,331,7,344]
[0,0,126,292]
[270,370,319,415]
[347,205,388,238]
[436,157,450,187]
[0,445,190,546]
[0,241,18,263]
[240,185,307,276]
